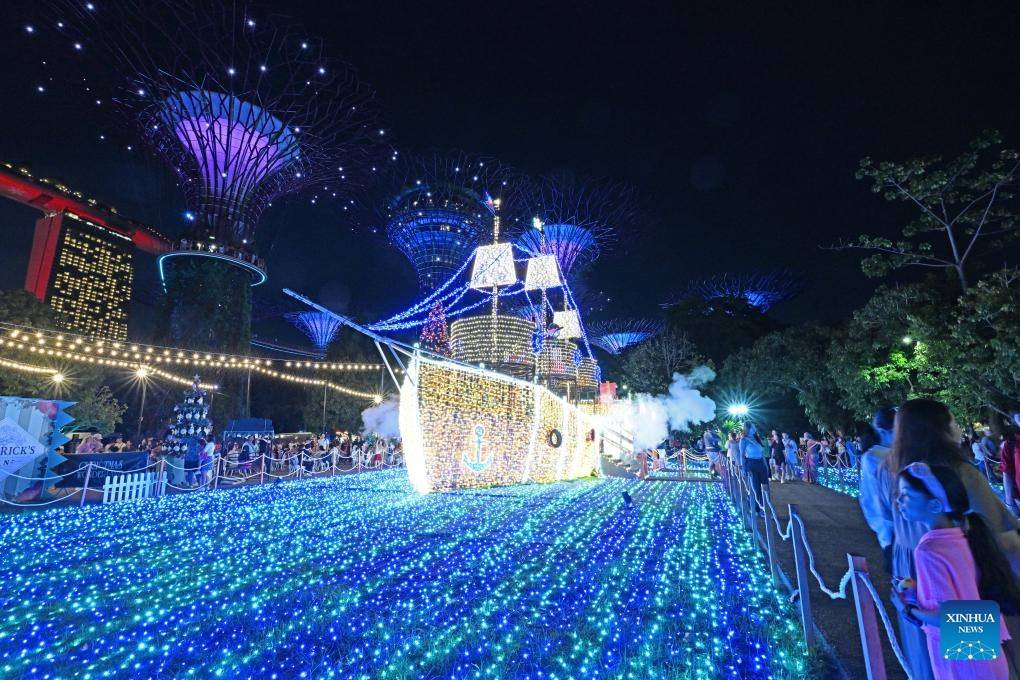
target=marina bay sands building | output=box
[0,163,171,341]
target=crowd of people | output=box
[63,431,404,488]
[691,427,856,487]
[856,401,1020,680]
[648,402,1020,679]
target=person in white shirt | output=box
[859,406,896,571]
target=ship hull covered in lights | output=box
[399,356,602,493]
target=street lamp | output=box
[135,367,149,441]
[50,372,65,397]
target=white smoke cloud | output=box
[361,398,401,438]
[618,369,717,450]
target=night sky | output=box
[1,1,1018,348]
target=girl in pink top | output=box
[893,462,1020,680]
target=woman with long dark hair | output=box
[893,462,1018,678]
[879,398,1020,680]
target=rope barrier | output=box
[743,466,853,600]
[732,456,914,679]
[0,446,406,508]
[858,570,915,678]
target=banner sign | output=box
[0,397,74,502]
[54,452,150,489]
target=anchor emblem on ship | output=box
[462,424,492,473]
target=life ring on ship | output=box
[548,428,563,448]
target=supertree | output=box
[514,174,634,279]
[35,0,384,352]
[661,271,803,313]
[286,311,344,353]
[383,151,516,292]
[587,319,663,355]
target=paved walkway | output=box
[752,479,906,680]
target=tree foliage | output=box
[66,384,128,434]
[0,289,65,330]
[718,324,854,434]
[843,130,1020,292]
[620,327,700,395]
[665,296,780,366]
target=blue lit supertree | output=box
[588,319,663,355]
[286,311,344,353]
[31,0,385,353]
[514,174,633,279]
[383,152,516,292]
[661,270,804,313]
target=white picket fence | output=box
[102,471,167,504]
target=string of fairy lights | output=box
[0,471,808,678]
[0,325,385,400]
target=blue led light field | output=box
[0,471,807,678]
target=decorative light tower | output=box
[588,319,664,355]
[514,174,632,281]
[42,0,383,352]
[385,153,515,293]
[286,311,344,356]
[661,271,804,313]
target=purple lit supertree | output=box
[44,0,381,249]
[587,319,663,355]
[286,311,344,353]
[383,152,516,292]
[661,271,804,313]
[33,0,384,353]
[514,174,633,279]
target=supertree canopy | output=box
[384,152,516,292]
[587,319,663,355]
[661,270,804,313]
[514,174,633,278]
[43,0,382,251]
[286,311,344,352]
[33,0,385,356]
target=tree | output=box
[665,296,780,366]
[163,377,212,457]
[938,267,1020,418]
[824,282,947,421]
[841,131,1020,292]
[301,328,384,432]
[620,327,700,394]
[718,324,854,434]
[420,304,451,356]
[67,385,128,434]
[0,289,65,329]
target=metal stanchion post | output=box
[849,554,887,680]
[260,452,266,486]
[749,476,761,545]
[157,458,166,497]
[790,504,816,648]
[79,462,93,507]
[762,487,780,585]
